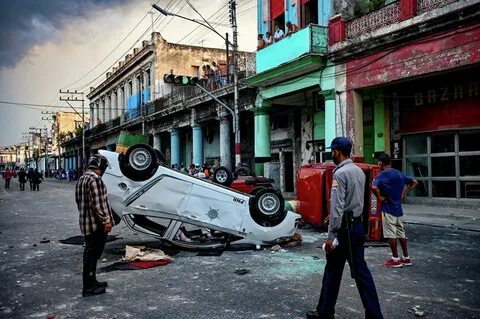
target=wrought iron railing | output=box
[417,0,458,14]
[346,1,401,39]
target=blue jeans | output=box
[316,223,384,319]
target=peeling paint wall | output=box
[154,33,252,99]
[300,106,314,165]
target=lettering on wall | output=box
[414,82,478,106]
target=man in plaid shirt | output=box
[75,154,114,297]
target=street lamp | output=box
[152,2,241,167]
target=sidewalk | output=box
[403,203,480,232]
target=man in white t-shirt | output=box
[273,23,284,43]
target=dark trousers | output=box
[29,181,33,190]
[33,183,39,191]
[316,223,383,319]
[83,230,107,289]
[20,182,25,191]
[5,179,10,189]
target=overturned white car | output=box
[99,144,300,249]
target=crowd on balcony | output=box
[201,61,224,91]
[257,21,300,50]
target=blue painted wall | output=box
[286,0,297,25]
[126,93,141,120]
[256,26,311,73]
[143,87,150,104]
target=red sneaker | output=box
[401,257,412,266]
[383,258,403,268]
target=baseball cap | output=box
[327,137,352,154]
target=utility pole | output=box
[225,33,230,85]
[41,111,55,171]
[59,90,86,173]
[229,0,241,166]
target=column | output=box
[192,125,203,165]
[321,89,336,147]
[170,129,180,169]
[219,117,231,170]
[254,98,271,176]
[153,133,161,151]
[106,95,111,122]
[95,102,100,126]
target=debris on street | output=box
[234,268,250,275]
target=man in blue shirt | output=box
[372,154,418,268]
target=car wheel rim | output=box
[216,170,227,183]
[258,193,280,216]
[129,149,151,170]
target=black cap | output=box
[87,154,108,173]
[328,137,352,155]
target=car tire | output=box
[250,188,286,227]
[119,144,158,182]
[249,186,266,196]
[212,166,233,186]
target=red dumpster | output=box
[296,162,383,241]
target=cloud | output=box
[0,0,131,68]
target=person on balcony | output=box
[211,61,222,88]
[257,34,266,50]
[265,31,273,46]
[273,23,284,43]
[286,21,299,36]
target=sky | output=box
[0,0,257,146]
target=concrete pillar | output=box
[321,89,336,148]
[170,129,180,168]
[219,117,231,170]
[254,98,271,176]
[95,103,100,126]
[153,133,161,151]
[192,125,203,165]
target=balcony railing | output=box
[330,0,461,44]
[417,0,458,14]
[255,24,327,74]
[346,1,401,39]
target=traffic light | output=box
[163,74,200,86]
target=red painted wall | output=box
[346,24,480,90]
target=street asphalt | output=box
[0,178,479,319]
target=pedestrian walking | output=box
[17,168,27,191]
[75,154,115,297]
[27,168,34,190]
[307,137,384,319]
[31,169,43,191]
[372,153,418,268]
[4,169,13,189]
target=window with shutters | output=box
[299,0,318,28]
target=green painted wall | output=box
[313,111,325,141]
[261,70,322,100]
[374,96,385,153]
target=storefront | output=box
[389,69,480,199]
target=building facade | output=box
[67,32,256,176]
[248,0,333,196]
[329,0,480,201]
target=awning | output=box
[270,0,284,20]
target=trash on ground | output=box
[271,245,281,252]
[124,245,172,262]
[412,305,425,317]
[234,268,250,275]
[101,258,107,263]
[40,238,50,244]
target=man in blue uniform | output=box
[307,137,383,319]
[372,153,418,268]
